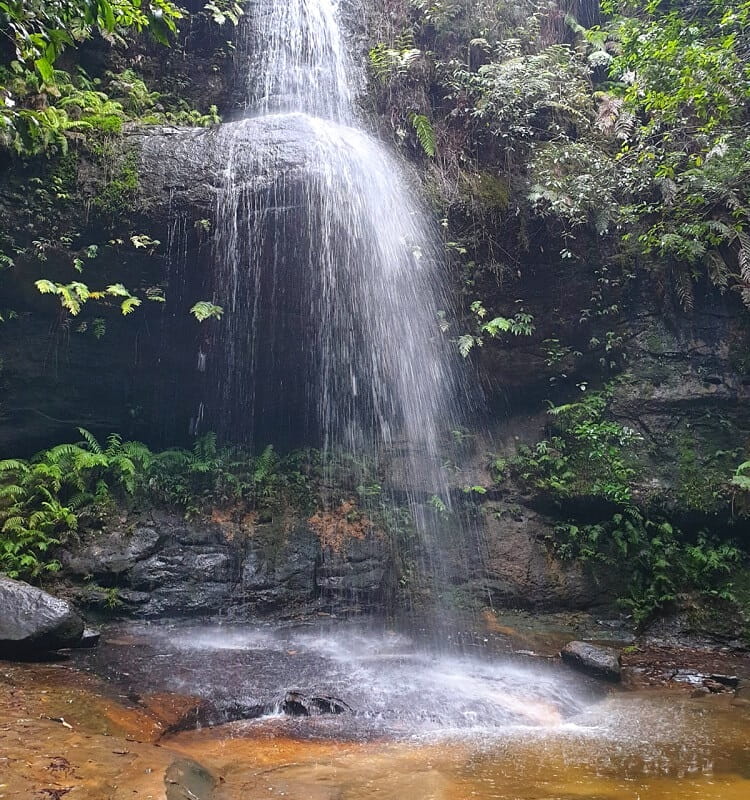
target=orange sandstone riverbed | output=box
[2,657,750,800]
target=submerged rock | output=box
[137,692,213,735]
[165,757,216,800]
[561,641,621,681]
[0,576,85,654]
[281,690,352,717]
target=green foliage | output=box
[0,3,224,157]
[146,437,320,519]
[0,1,182,154]
[0,428,149,577]
[553,509,742,624]
[528,140,620,234]
[0,1,182,86]
[409,113,437,157]
[91,154,139,216]
[458,300,535,357]
[35,278,155,317]
[451,42,593,145]
[674,434,732,515]
[514,386,641,504]
[190,301,225,322]
[369,36,423,82]
[730,459,750,515]
[203,1,243,26]
[0,432,327,577]
[593,0,750,308]
[385,0,750,319]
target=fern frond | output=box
[2,516,28,533]
[43,443,82,463]
[74,451,109,471]
[704,220,734,240]
[0,484,26,500]
[153,449,192,468]
[253,444,277,482]
[78,427,103,454]
[737,230,750,284]
[706,250,730,290]
[675,270,695,312]
[105,432,123,455]
[409,113,437,157]
[0,459,29,474]
[614,110,635,141]
[121,441,153,468]
[194,432,218,460]
[67,492,95,510]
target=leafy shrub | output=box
[554,510,742,624]
[513,386,641,504]
[0,429,149,577]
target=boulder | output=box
[561,640,621,681]
[164,757,216,800]
[0,576,85,654]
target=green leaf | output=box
[190,301,224,322]
[35,279,57,295]
[34,58,54,86]
[458,334,475,358]
[409,113,437,157]
[121,297,142,315]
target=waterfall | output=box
[198,0,479,614]
[246,0,353,120]
[207,0,466,485]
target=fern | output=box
[78,428,103,454]
[706,251,730,290]
[458,334,476,358]
[738,230,750,284]
[409,113,437,157]
[0,459,29,475]
[369,38,422,83]
[121,441,153,470]
[253,445,277,484]
[190,301,224,322]
[105,432,123,456]
[675,270,695,312]
[0,484,26,500]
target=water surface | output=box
[75,621,750,799]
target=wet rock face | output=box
[56,501,627,619]
[130,115,319,218]
[561,641,621,681]
[63,525,162,578]
[0,576,85,654]
[470,503,621,611]
[60,509,393,618]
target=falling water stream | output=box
[199,0,476,619]
[208,0,462,476]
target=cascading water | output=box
[206,0,471,551]
[245,0,353,119]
